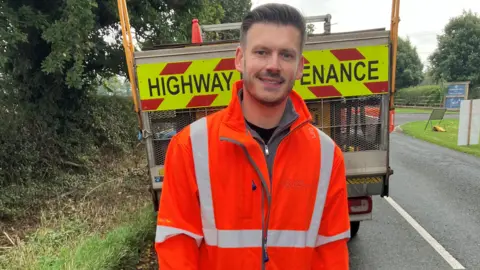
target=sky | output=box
[251,0,480,68]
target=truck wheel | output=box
[350,221,360,239]
[151,189,160,212]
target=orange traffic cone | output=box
[192,18,203,44]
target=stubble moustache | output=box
[243,60,294,108]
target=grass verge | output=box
[401,119,480,158]
[0,148,157,270]
[1,206,155,270]
[50,206,155,270]
[395,107,458,114]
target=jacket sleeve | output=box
[155,131,203,270]
[312,145,350,269]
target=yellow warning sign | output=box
[135,44,390,111]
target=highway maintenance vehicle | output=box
[116,0,400,239]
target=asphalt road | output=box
[349,112,480,270]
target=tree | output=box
[395,36,424,89]
[0,0,225,91]
[429,10,480,98]
[215,0,252,40]
[0,0,242,184]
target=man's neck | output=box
[242,90,286,129]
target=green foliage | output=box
[1,185,155,270]
[0,93,137,188]
[41,0,98,89]
[1,0,230,92]
[396,37,424,89]
[217,0,252,40]
[36,206,155,270]
[0,0,250,188]
[429,10,480,98]
[97,76,131,96]
[395,85,445,107]
[197,0,252,42]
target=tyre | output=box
[349,221,360,240]
[151,188,160,212]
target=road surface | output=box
[349,112,480,270]
[394,111,459,126]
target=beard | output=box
[242,67,295,107]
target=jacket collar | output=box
[221,80,312,133]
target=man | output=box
[155,3,350,270]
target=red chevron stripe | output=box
[330,48,365,61]
[141,98,164,110]
[364,81,389,93]
[302,56,310,64]
[214,58,236,71]
[308,86,342,98]
[186,94,218,107]
[160,62,192,75]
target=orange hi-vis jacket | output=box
[155,80,351,270]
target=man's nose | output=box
[265,53,281,71]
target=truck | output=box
[116,0,400,239]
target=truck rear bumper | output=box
[348,179,384,197]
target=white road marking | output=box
[384,196,465,270]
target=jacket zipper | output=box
[219,119,310,266]
[268,119,310,183]
[219,136,271,267]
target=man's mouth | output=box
[258,76,285,85]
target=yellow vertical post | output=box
[390,0,400,104]
[117,0,142,130]
[389,0,400,133]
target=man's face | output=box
[235,23,304,107]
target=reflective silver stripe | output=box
[190,117,217,246]
[316,230,351,246]
[205,229,342,248]
[306,128,336,247]
[189,120,340,248]
[204,228,262,248]
[155,225,203,246]
[155,227,349,248]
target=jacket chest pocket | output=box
[212,143,263,224]
[213,168,260,223]
[239,179,256,219]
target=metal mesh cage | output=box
[147,108,224,165]
[147,95,385,166]
[308,95,384,152]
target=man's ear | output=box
[295,55,305,80]
[235,46,244,73]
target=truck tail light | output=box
[349,196,372,214]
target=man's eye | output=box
[255,50,266,55]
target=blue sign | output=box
[447,84,467,96]
[445,96,463,109]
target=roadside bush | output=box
[0,95,137,184]
[469,85,480,99]
[0,89,139,220]
[395,84,445,107]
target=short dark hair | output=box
[240,3,307,50]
